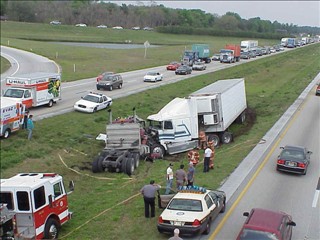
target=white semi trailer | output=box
[147,78,247,154]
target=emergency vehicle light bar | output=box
[178,185,207,194]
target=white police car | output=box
[157,186,226,236]
[74,92,112,113]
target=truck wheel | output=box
[236,111,246,124]
[44,218,60,239]
[48,100,54,107]
[125,158,135,176]
[133,153,140,168]
[152,144,165,159]
[121,158,128,173]
[92,156,104,173]
[221,132,233,144]
[3,129,10,139]
[208,134,220,147]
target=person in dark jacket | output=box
[140,180,161,218]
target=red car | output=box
[166,61,181,71]
[237,208,296,240]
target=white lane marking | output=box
[312,191,319,208]
[0,52,20,78]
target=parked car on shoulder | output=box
[75,23,87,27]
[237,208,296,240]
[112,26,123,30]
[131,26,140,30]
[143,27,153,31]
[144,71,163,82]
[276,145,312,175]
[96,73,123,91]
[50,20,61,25]
[192,61,206,71]
[175,65,192,75]
[74,92,112,113]
[157,186,226,236]
[97,25,107,28]
[167,61,181,71]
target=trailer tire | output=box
[48,100,54,107]
[121,158,128,173]
[44,218,60,239]
[3,129,11,139]
[236,111,246,124]
[208,134,220,147]
[125,158,135,176]
[221,132,233,144]
[92,156,104,173]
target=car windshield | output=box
[83,95,99,103]
[101,76,113,82]
[239,229,278,240]
[146,72,157,76]
[280,149,305,160]
[168,199,202,212]
[4,89,24,98]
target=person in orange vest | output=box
[187,148,200,166]
[198,131,207,149]
[207,141,215,169]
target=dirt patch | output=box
[234,107,256,137]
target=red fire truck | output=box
[0,173,74,239]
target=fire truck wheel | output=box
[126,158,135,176]
[48,100,54,107]
[3,129,10,139]
[92,156,104,173]
[44,218,60,239]
[208,134,220,147]
[221,132,233,144]
[133,153,140,168]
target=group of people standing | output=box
[165,162,195,194]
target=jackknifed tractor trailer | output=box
[147,78,247,153]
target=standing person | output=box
[168,228,183,240]
[22,110,29,129]
[198,130,207,149]
[140,180,161,218]
[27,114,34,140]
[187,162,195,187]
[175,164,187,189]
[165,163,174,194]
[203,145,212,173]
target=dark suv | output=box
[96,73,123,91]
[237,208,296,240]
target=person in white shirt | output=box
[204,146,212,172]
[165,163,174,194]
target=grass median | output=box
[1,42,319,239]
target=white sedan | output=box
[74,93,112,113]
[143,71,163,82]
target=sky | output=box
[110,1,320,27]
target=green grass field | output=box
[1,21,320,240]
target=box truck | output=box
[0,98,26,138]
[240,40,258,52]
[3,72,61,109]
[147,78,247,154]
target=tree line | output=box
[1,0,319,38]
